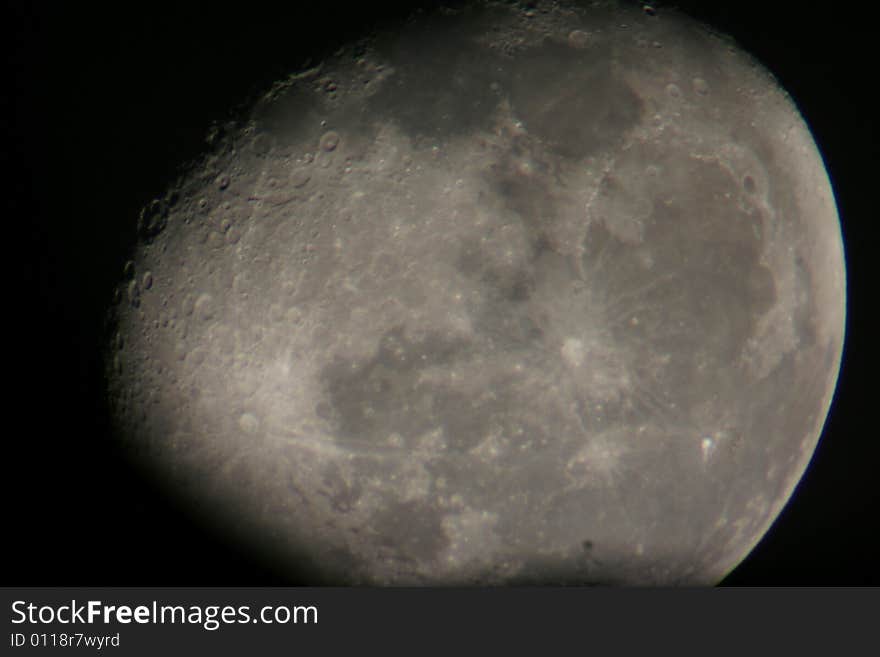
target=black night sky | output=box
[4,1,875,585]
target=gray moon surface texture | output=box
[106,0,846,585]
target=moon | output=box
[105,0,846,585]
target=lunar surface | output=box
[105,1,846,585]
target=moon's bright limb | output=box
[106,0,845,585]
